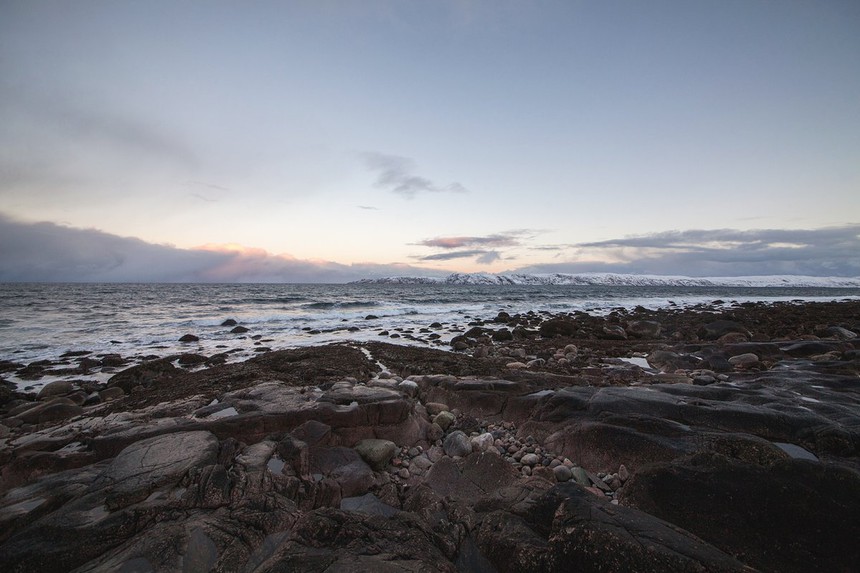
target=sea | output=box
[1,282,858,391]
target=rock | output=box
[520,453,540,466]
[230,326,250,334]
[220,319,238,327]
[622,453,860,573]
[819,326,857,340]
[37,380,75,399]
[728,353,759,369]
[443,431,472,458]
[473,482,750,572]
[470,432,494,453]
[646,350,700,372]
[178,353,207,366]
[94,430,219,509]
[364,315,379,320]
[99,354,125,367]
[353,439,397,471]
[553,465,572,482]
[505,361,528,369]
[98,386,125,402]
[492,329,513,341]
[599,325,627,340]
[107,358,179,392]
[539,318,577,338]
[433,411,456,431]
[425,402,449,416]
[178,334,199,343]
[571,466,591,487]
[494,312,512,323]
[698,320,751,341]
[626,320,662,339]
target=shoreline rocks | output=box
[0,301,859,571]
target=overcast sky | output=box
[1,1,859,281]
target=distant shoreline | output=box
[352,272,860,288]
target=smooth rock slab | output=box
[91,430,219,509]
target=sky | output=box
[1,0,859,282]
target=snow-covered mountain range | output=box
[353,272,860,288]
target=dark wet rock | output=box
[538,318,577,338]
[106,358,180,393]
[780,340,846,358]
[646,350,701,372]
[178,353,207,366]
[698,320,751,340]
[492,328,513,341]
[3,303,860,572]
[621,453,860,573]
[473,482,749,573]
[626,320,662,338]
[178,334,199,343]
[230,325,250,333]
[99,354,125,367]
[599,324,628,340]
[220,319,238,327]
[364,314,379,320]
[36,380,75,399]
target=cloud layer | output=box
[0,215,441,283]
[516,226,860,277]
[1,215,857,282]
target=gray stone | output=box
[425,402,449,416]
[553,465,572,482]
[470,432,494,453]
[728,353,759,369]
[99,386,126,402]
[443,431,472,458]
[37,380,75,399]
[520,453,540,466]
[353,439,397,471]
[433,411,455,431]
[571,466,591,487]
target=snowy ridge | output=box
[353,273,860,288]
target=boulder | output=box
[353,439,396,471]
[698,320,751,341]
[178,334,199,342]
[37,380,75,399]
[539,318,577,338]
[443,431,472,458]
[626,320,662,338]
[621,453,860,573]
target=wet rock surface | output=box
[0,300,859,571]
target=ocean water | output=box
[1,283,858,390]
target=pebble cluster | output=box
[384,396,631,502]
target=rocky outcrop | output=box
[1,300,859,572]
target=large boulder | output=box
[621,453,860,573]
[473,482,749,572]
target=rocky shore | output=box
[1,300,859,572]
